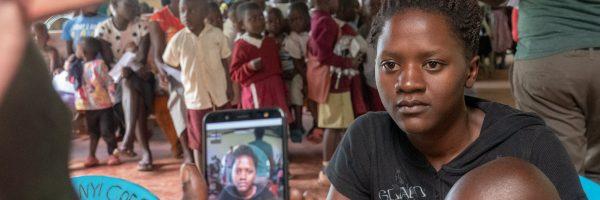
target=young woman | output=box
[325,0,585,199]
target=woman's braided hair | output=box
[368,0,482,57]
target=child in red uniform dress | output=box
[230,2,292,123]
[307,0,364,185]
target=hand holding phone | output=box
[204,109,289,200]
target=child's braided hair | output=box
[368,0,482,57]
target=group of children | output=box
[33,0,384,177]
[24,0,592,199]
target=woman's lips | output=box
[396,100,430,115]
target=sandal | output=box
[306,127,324,144]
[107,155,121,166]
[83,157,99,168]
[113,148,137,158]
[137,162,154,171]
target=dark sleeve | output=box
[311,18,353,68]
[326,115,372,199]
[528,126,587,200]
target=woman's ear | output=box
[465,55,479,88]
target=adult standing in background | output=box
[483,0,600,181]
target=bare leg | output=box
[323,128,345,162]
[193,150,204,173]
[120,78,139,154]
[179,130,194,164]
[135,97,153,169]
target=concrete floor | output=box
[69,70,515,199]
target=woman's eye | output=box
[381,61,399,71]
[423,60,444,71]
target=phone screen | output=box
[204,109,287,200]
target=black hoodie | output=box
[218,184,275,200]
[327,96,587,200]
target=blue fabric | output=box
[580,176,600,200]
[72,175,157,200]
[61,14,108,50]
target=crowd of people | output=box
[20,0,599,199]
[34,0,383,177]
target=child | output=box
[61,4,108,56]
[282,3,311,141]
[266,7,286,45]
[266,7,304,140]
[357,0,385,111]
[223,0,248,48]
[147,0,185,161]
[206,2,224,30]
[326,0,585,199]
[70,37,119,168]
[229,2,292,123]
[445,157,560,200]
[149,0,194,163]
[32,22,62,75]
[163,0,233,171]
[307,0,363,185]
[95,0,154,171]
[334,0,368,117]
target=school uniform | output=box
[229,34,292,123]
[307,10,359,129]
[163,24,231,150]
[282,31,309,107]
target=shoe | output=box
[83,157,99,168]
[306,128,324,144]
[137,162,154,171]
[107,155,121,166]
[290,129,304,143]
[113,148,137,158]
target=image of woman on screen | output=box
[218,145,275,200]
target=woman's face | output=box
[232,156,257,194]
[375,10,478,135]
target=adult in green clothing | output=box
[483,0,600,182]
[0,0,102,199]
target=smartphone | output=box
[203,108,288,200]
